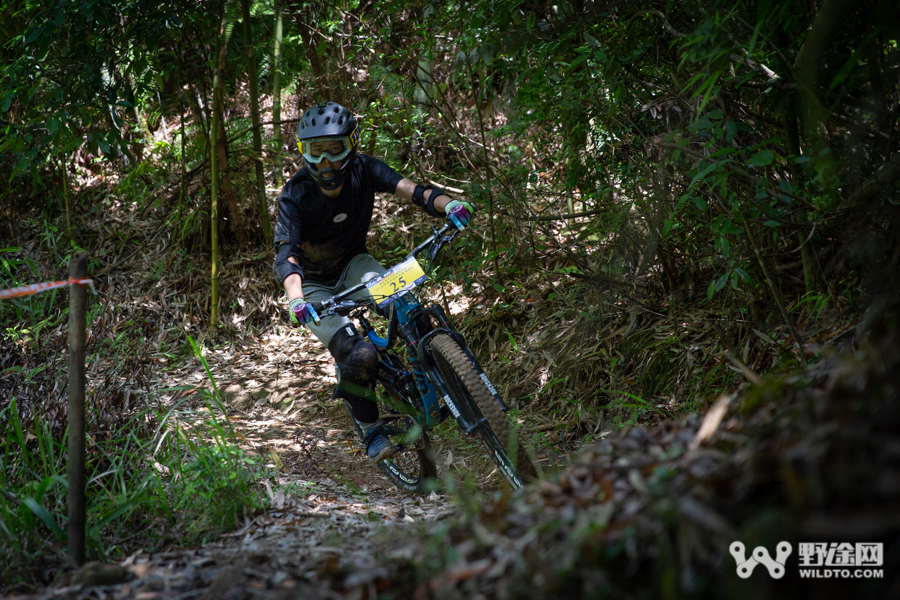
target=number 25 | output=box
[389,276,407,293]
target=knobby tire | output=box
[428,333,537,486]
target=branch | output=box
[624,9,685,38]
[496,208,607,222]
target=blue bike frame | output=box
[312,223,526,489]
[314,224,508,435]
[363,287,509,437]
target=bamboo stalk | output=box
[242,0,273,247]
[61,157,73,244]
[210,6,224,328]
[272,0,284,188]
[737,209,803,356]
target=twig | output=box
[0,487,21,506]
[789,221,817,254]
[736,209,804,357]
[713,324,763,386]
[495,207,607,222]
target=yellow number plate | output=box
[366,257,426,307]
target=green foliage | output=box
[0,397,153,584]
[2,1,193,181]
[164,425,265,539]
[0,336,269,587]
[0,247,47,329]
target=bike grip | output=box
[310,302,324,326]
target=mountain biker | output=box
[273,101,475,463]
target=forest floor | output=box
[3,185,574,599]
[3,183,900,599]
[18,331,464,600]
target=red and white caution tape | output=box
[0,277,97,300]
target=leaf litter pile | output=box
[290,306,900,599]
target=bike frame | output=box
[316,225,508,436]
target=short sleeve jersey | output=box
[274,154,404,285]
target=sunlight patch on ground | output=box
[437,282,477,317]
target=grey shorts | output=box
[303,254,385,349]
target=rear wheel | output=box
[428,334,537,488]
[345,390,437,494]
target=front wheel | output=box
[428,334,537,488]
[345,395,437,494]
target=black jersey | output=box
[274,154,403,285]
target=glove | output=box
[444,200,475,230]
[288,298,320,326]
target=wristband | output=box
[412,184,446,218]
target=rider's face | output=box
[318,156,343,179]
[310,141,344,181]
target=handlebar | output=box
[310,223,458,320]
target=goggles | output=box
[298,129,359,165]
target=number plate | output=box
[366,257,426,308]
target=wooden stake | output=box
[67,253,87,566]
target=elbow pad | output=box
[412,184,446,218]
[274,243,304,284]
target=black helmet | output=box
[296,102,360,191]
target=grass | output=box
[0,337,270,592]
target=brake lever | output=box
[434,230,458,257]
[427,240,441,262]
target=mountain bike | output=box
[312,223,537,492]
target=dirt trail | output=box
[6,189,553,599]
[20,324,468,600]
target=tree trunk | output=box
[242,0,273,247]
[864,36,889,134]
[178,71,187,210]
[412,56,434,153]
[296,18,331,102]
[791,0,858,205]
[782,99,819,294]
[792,0,857,139]
[272,0,284,187]
[60,156,73,243]
[213,13,243,242]
[412,4,435,156]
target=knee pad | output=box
[328,325,378,386]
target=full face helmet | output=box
[296,102,360,191]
